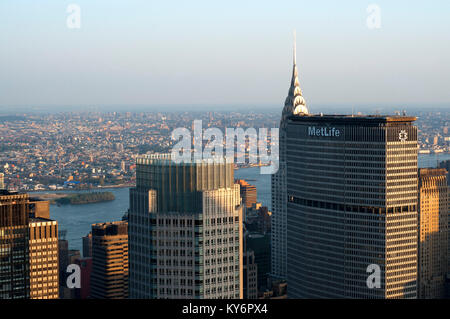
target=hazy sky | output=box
[1,0,449,111]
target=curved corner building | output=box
[286,115,418,298]
[128,154,243,299]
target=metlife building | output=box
[285,114,418,298]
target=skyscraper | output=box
[235,179,257,213]
[243,249,258,299]
[418,168,448,299]
[58,230,70,299]
[246,232,271,293]
[128,154,243,299]
[0,191,30,299]
[74,257,92,299]
[27,197,59,299]
[438,160,450,186]
[245,203,271,234]
[28,216,59,299]
[286,115,418,298]
[90,221,128,299]
[443,161,450,275]
[82,232,93,258]
[271,33,309,280]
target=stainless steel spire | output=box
[271,31,309,281]
[293,30,296,65]
[282,30,308,118]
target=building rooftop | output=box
[29,217,56,223]
[92,220,128,236]
[136,153,233,165]
[289,114,417,124]
[419,168,448,176]
[0,189,20,196]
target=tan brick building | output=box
[29,217,59,299]
[90,221,128,299]
[418,168,449,299]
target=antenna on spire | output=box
[293,29,297,65]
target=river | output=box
[49,153,450,252]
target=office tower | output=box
[128,154,243,299]
[58,230,72,299]
[65,250,82,298]
[74,257,92,299]
[246,232,271,292]
[439,160,450,186]
[90,221,128,299]
[28,198,50,219]
[243,250,258,299]
[271,34,309,280]
[245,203,271,234]
[236,180,257,212]
[446,275,450,298]
[28,217,59,299]
[0,191,30,299]
[260,279,288,299]
[418,168,448,298]
[82,232,93,258]
[0,173,4,189]
[68,250,81,264]
[286,115,418,298]
[58,235,69,287]
[441,160,450,275]
[56,248,80,299]
[27,198,59,299]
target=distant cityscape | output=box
[0,109,448,192]
[1,100,449,300]
[0,25,449,301]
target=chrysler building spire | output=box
[282,30,308,119]
[271,31,309,281]
[293,29,297,65]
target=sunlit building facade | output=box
[286,115,418,298]
[29,217,59,299]
[90,221,128,299]
[128,154,243,299]
[418,168,448,299]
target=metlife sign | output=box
[307,126,341,137]
[286,123,345,141]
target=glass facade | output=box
[0,192,30,299]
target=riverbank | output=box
[33,191,115,205]
[27,183,134,193]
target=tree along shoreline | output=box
[53,191,115,205]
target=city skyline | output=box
[1,2,450,303]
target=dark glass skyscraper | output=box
[286,115,418,298]
[0,191,30,299]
